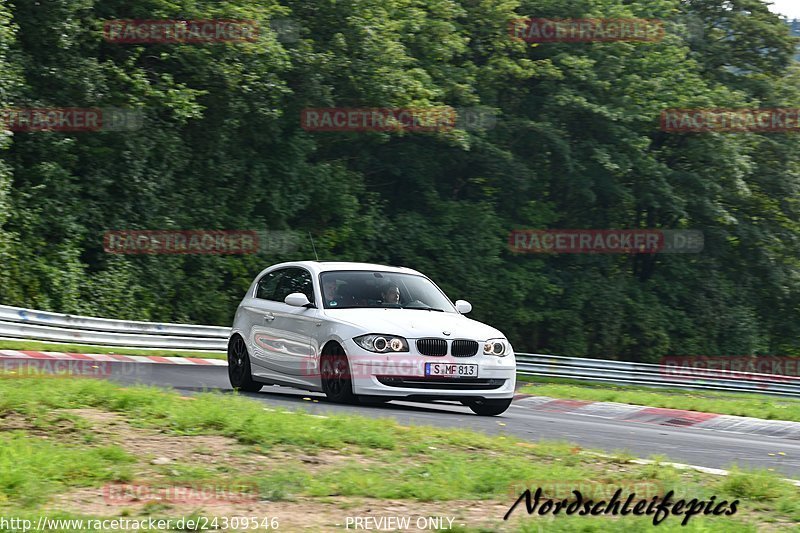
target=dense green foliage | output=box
[1,0,799,361]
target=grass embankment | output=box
[0,339,226,360]
[0,377,798,531]
[518,376,800,423]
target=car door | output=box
[267,267,319,378]
[244,268,289,374]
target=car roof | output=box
[256,261,424,278]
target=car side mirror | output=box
[285,292,313,308]
[455,300,472,314]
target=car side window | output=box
[255,269,287,300]
[274,268,314,303]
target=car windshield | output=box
[319,271,457,312]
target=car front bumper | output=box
[343,339,516,400]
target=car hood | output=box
[324,308,505,340]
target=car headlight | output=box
[354,334,409,353]
[483,338,510,357]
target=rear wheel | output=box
[465,398,512,416]
[228,336,263,393]
[320,345,357,404]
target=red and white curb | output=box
[589,452,800,487]
[0,350,227,366]
[513,395,800,440]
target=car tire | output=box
[320,345,357,404]
[228,335,263,393]
[465,398,512,416]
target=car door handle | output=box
[263,313,275,322]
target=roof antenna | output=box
[308,231,319,261]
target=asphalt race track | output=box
[71,361,799,479]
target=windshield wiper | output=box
[403,304,445,312]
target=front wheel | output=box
[228,336,263,393]
[320,346,357,404]
[465,398,512,416]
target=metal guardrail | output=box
[0,305,229,337]
[0,305,228,351]
[2,304,799,397]
[515,353,800,398]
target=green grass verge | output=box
[0,433,134,508]
[0,339,226,359]
[518,376,800,422]
[0,376,798,531]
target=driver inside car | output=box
[381,284,401,306]
[323,278,343,306]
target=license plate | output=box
[425,362,478,378]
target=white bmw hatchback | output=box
[228,261,516,415]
